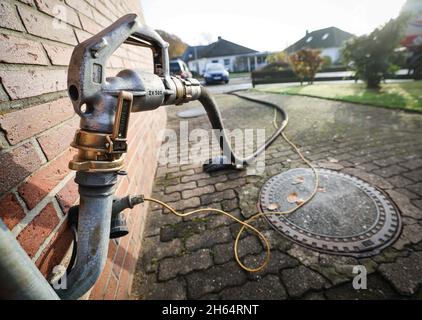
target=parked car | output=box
[170,59,192,79]
[204,63,230,84]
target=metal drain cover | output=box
[259,168,402,257]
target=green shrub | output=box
[342,14,409,89]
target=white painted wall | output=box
[187,54,268,74]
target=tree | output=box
[289,49,324,84]
[156,30,188,59]
[342,14,409,89]
[266,51,288,64]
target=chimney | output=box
[306,30,309,36]
[218,36,222,41]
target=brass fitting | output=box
[69,91,133,173]
[169,76,201,106]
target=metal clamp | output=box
[69,91,133,173]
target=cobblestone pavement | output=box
[132,91,422,300]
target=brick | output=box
[74,28,92,43]
[0,193,25,229]
[0,33,49,65]
[18,5,77,45]
[0,142,43,194]
[103,274,118,300]
[42,42,74,66]
[65,0,93,19]
[94,0,115,20]
[0,2,25,32]
[55,177,78,214]
[37,116,78,159]
[79,13,102,34]
[92,9,111,28]
[0,85,8,102]
[18,148,75,209]
[35,220,73,276]
[0,98,74,145]
[34,0,81,28]
[17,202,60,258]
[0,68,67,100]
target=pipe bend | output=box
[198,86,288,166]
[57,172,117,300]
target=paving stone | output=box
[185,227,232,251]
[160,220,208,242]
[324,274,400,300]
[317,162,344,171]
[301,292,326,300]
[186,261,247,299]
[137,274,187,300]
[287,244,319,267]
[165,181,196,194]
[182,185,215,199]
[140,236,182,271]
[385,189,422,219]
[259,229,293,252]
[158,249,213,281]
[244,250,299,280]
[238,184,260,219]
[400,158,422,170]
[213,242,235,265]
[387,175,414,188]
[403,168,422,182]
[197,174,228,187]
[412,199,422,210]
[281,265,327,298]
[378,251,422,295]
[342,168,393,189]
[407,182,422,197]
[219,275,287,300]
[200,189,236,205]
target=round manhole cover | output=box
[259,168,402,257]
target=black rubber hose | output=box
[198,86,288,168]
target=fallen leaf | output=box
[287,192,304,205]
[267,203,278,210]
[292,176,304,185]
[318,186,326,193]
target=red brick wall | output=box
[0,0,166,299]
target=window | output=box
[170,62,181,73]
[322,33,330,40]
[306,36,313,43]
[212,60,219,63]
[224,59,230,66]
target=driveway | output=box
[132,91,422,300]
[202,76,252,94]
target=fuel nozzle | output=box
[67,14,202,174]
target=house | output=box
[182,37,269,73]
[285,27,354,64]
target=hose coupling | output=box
[169,76,201,105]
[69,91,133,173]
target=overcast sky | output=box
[141,0,407,52]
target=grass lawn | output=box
[257,81,422,113]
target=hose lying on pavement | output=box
[142,88,320,272]
[198,87,288,172]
